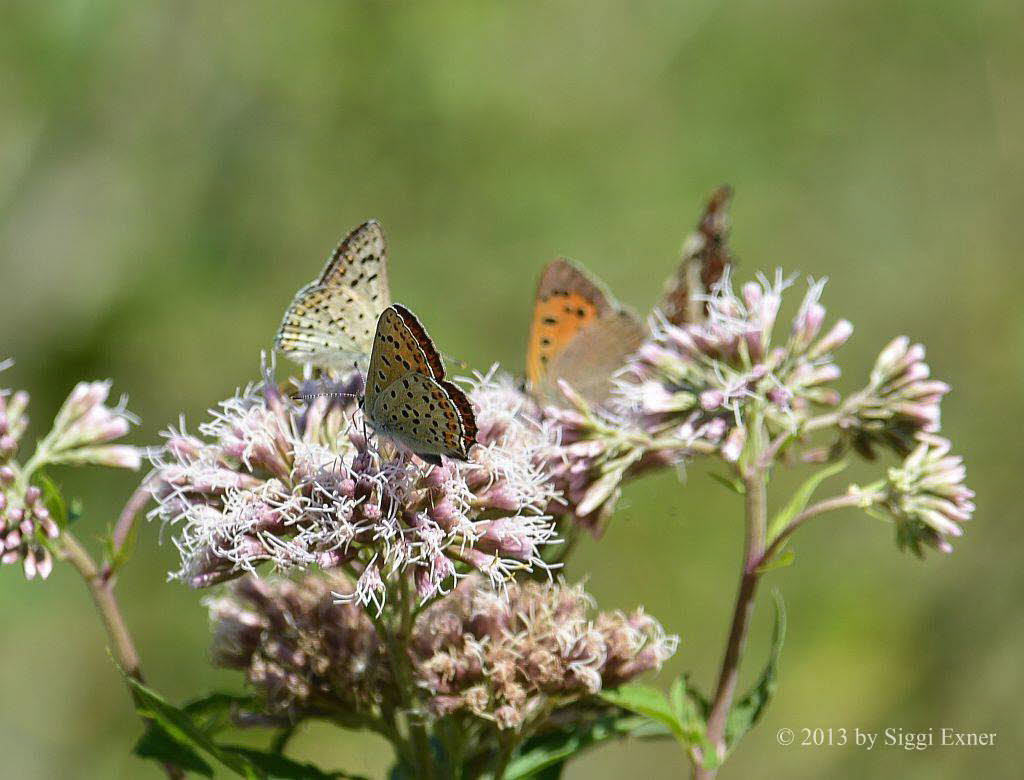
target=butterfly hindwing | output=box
[370,372,477,460]
[275,220,390,369]
[543,310,645,406]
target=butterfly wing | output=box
[316,220,390,308]
[275,221,390,368]
[363,304,446,412]
[539,309,645,406]
[527,257,643,407]
[370,372,478,461]
[659,186,733,326]
[526,257,613,389]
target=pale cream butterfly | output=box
[275,220,390,370]
[362,304,478,466]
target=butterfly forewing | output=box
[274,220,390,369]
[659,187,733,326]
[364,305,446,411]
[526,258,612,389]
[317,220,390,309]
[527,257,643,407]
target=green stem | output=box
[385,575,435,779]
[758,492,875,569]
[696,462,768,779]
[59,531,183,779]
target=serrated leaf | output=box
[767,460,848,542]
[724,591,787,750]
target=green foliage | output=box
[724,591,787,751]
[127,678,355,779]
[766,460,848,542]
[34,472,68,528]
[504,711,663,779]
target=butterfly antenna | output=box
[440,350,471,371]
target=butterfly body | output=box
[275,220,390,370]
[362,304,478,464]
[526,257,644,407]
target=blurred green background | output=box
[2,1,1022,777]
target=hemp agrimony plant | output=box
[0,191,973,779]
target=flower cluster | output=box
[1,365,139,580]
[209,571,677,731]
[412,574,677,730]
[152,363,561,604]
[208,572,387,715]
[619,272,854,462]
[871,433,974,556]
[837,336,949,458]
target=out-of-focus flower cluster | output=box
[858,433,974,557]
[208,571,677,732]
[836,336,949,458]
[208,572,387,715]
[619,272,854,462]
[1,364,139,580]
[412,575,677,730]
[152,364,561,604]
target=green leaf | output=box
[222,746,360,779]
[709,472,745,495]
[724,591,787,751]
[766,460,848,542]
[755,549,795,574]
[599,685,685,741]
[667,675,708,742]
[33,472,68,529]
[135,723,214,777]
[505,713,651,779]
[183,692,259,736]
[126,677,257,777]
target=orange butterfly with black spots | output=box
[525,258,644,408]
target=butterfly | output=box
[275,220,390,371]
[362,304,478,466]
[526,257,645,408]
[658,186,733,326]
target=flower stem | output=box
[59,530,183,779]
[696,463,767,779]
[389,575,435,779]
[757,492,871,569]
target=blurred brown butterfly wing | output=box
[659,186,734,326]
[542,310,645,406]
[527,258,642,407]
